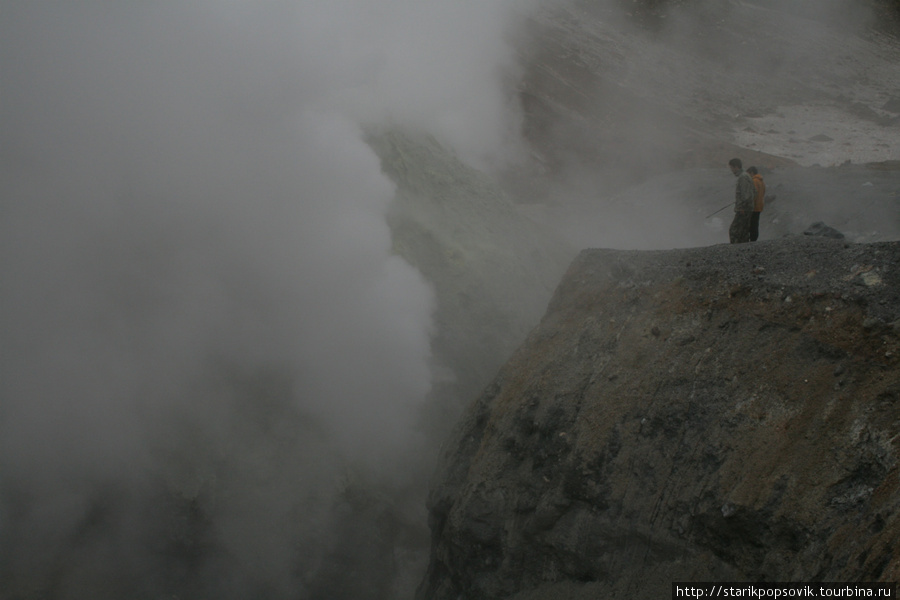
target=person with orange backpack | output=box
[746,166,766,242]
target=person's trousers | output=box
[729,211,751,244]
[750,211,761,242]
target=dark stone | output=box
[803,221,845,239]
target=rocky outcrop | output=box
[418,236,900,599]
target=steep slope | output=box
[369,130,576,430]
[418,235,900,599]
[513,0,900,190]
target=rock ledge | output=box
[418,236,900,600]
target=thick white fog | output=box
[0,0,537,597]
[1,1,542,470]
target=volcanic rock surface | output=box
[418,236,900,599]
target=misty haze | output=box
[2,1,899,599]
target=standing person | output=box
[728,158,755,244]
[747,166,766,242]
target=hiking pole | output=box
[705,203,732,219]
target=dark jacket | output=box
[735,171,755,212]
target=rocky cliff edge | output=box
[418,235,900,600]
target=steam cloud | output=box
[1,0,536,596]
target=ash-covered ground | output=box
[508,0,900,251]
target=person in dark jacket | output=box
[728,158,755,244]
[747,166,766,242]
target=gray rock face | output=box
[418,236,900,599]
[368,129,577,438]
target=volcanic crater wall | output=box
[418,236,900,600]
